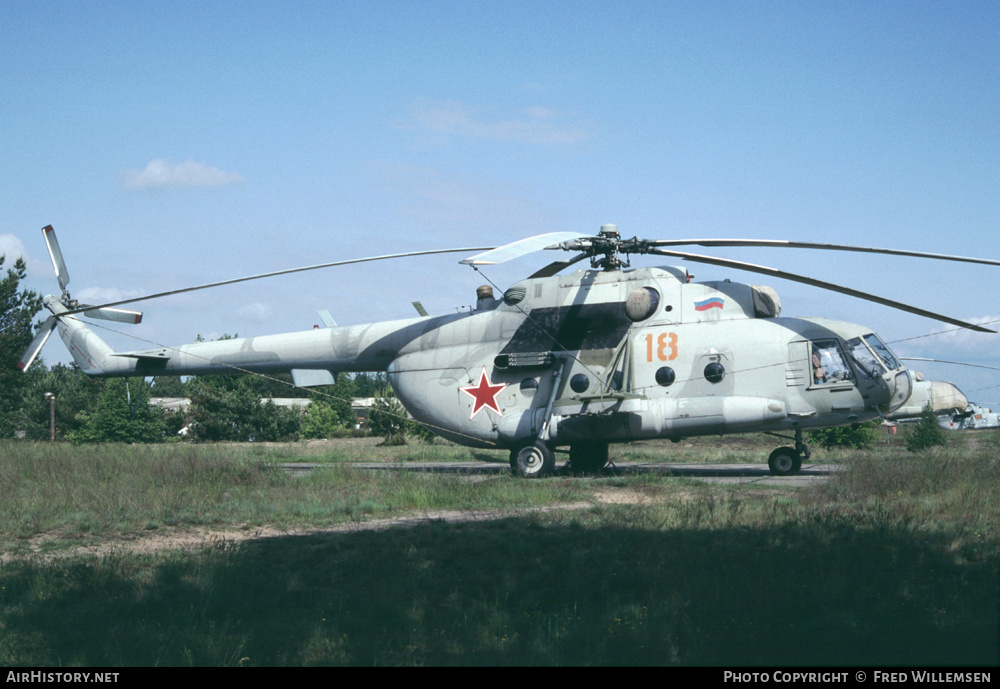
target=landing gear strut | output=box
[767,428,810,476]
[568,443,609,475]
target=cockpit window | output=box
[810,339,854,385]
[863,334,901,371]
[846,337,885,377]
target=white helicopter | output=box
[19,224,1000,477]
[884,376,969,422]
[939,402,1000,430]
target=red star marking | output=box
[459,367,507,419]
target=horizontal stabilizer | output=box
[113,348,171,360]
[291,369,337,387]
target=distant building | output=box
[148,397,191,413]
[351,397,376,427]
[148,396,378,428]
[266,398,311,411]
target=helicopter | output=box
[19,223,1000,477]
[884,376,969,423]
[939,402,1000,430]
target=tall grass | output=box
[810,435,1000,537]
[291,436,510,464]
[0,436,996,666]
[0,442,581,552]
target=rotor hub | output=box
[584,223,652,271]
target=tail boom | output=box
[52,309,447,379]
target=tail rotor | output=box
[19,226,143,371]
[42,225,70,294]
[18,313,58,371]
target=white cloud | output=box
[75,286,144,304]
[120,159,245,190]
[893,314,1000,363]
[404,100,590,145]
[0,233,57,282]
[0,234,28,262]
[236,302,274,322]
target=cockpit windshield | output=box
[864,334,901,371]
[846,334,902,376]
[846,337,884,376]
[843,333,911,413]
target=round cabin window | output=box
[655,367,676,386]
[570,373,590,393]
[704,362,726,384]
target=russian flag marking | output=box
[694,297,724,311]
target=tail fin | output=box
[44,296,119,375]
[20,226,143,373]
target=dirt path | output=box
[2,483,702,562]
[0,473,787,563]
[1,501,604,563]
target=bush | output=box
[808,420,882,449]
[300,398,356,439]
[906,405,948,451]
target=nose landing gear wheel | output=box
[510,440,556,478]
[768,447,803,476]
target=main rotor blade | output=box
[528,252,589,278]
[647,247,997,333]
[18,315,57,371]
[60,246,495,317]
[901,357,1000,372]
[648,238,1000,268]
[42,225,70,292]
[460,232,590,266]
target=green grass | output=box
[0,442,580,550]
[0,433,997,666]
[257,435,512,464]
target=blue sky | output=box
[3,1,999,404]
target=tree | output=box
[67,378,167,443]
[18,363,106,440]
[300,399,345,439]
[148,375,188,398]
[0,255,42,438]
[350,372,388,398]
[366,386,436,444]
[186,376,300,442]
[906,404,948,451]
[367,390,409,444]
[300,391,358,438]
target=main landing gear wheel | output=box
[569,443,609,475]
[510,440,556,478]
[767,447,803,476]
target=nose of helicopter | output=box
[885,366,913,413]
[929,380,968,412]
